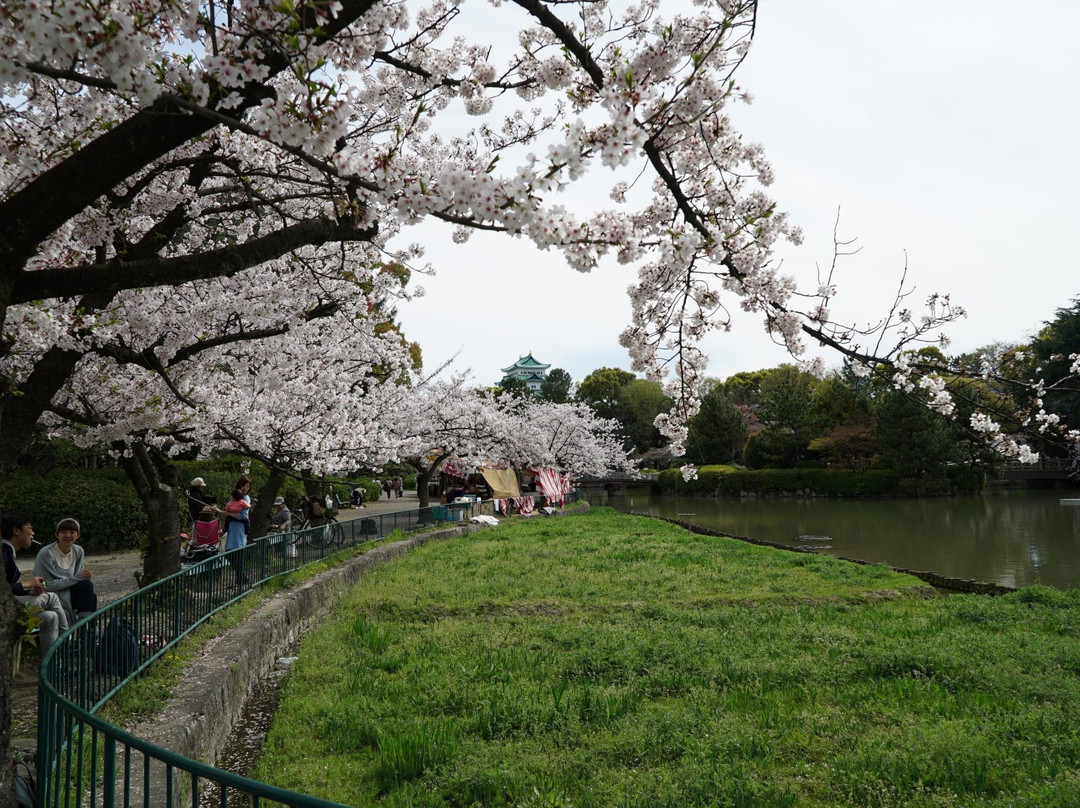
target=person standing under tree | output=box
[186,477,217,525]
[222,489,250,585]
[269,497,292,531]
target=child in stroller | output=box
[183,506,222,563]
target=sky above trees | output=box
[398,0,1080,386]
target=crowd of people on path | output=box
[4,474,413,656]
[3,513,97,656]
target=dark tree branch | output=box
[0,0,382,276]
[12,217,377,303]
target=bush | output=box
[947,465,985,493]
[659,467,901,498]
[742,429,807,469]
[657,465,738,495]
[0,468,147,551]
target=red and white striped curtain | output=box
[535,468,569,506]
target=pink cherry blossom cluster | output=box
[389,375,629,478]
[2,0,1075,473]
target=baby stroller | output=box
[182,507,222,563]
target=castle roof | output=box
[501,353,551,374]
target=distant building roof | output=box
[501,353,551,374]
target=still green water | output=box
[584,487,1080,590]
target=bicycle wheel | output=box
[303,520,329,549]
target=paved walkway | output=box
[11,488,424,751]
[340,487,419,515]
[16,490,422,576]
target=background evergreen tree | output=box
[539,368,573,403]
[685,382,749,465]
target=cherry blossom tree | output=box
[499,397,630,476]
[42,259,417,579]
[395,377,627,507]
[394,376,517,508]
[2,0,1078,797]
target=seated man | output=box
[2,513,69,656]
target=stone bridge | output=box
[997,458,1074,482]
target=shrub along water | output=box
[257,509,1080,808]
[659,464,985,497]
[662,465,909,497]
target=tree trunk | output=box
[410,453,449,509]
[300,472,321,498]
[0,592,19,808]
[250,467,288,538]
[121,442,182,586]
[415,463,433,509]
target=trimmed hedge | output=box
[1,458,428,555]
[660,466,903,497]
[0,468,147,551]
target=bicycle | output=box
[296,513,345,550]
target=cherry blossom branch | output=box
[12,217,377,304]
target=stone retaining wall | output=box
[128,502,591,803]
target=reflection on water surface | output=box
[585,488,1080,590]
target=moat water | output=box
[583,487,1080,590]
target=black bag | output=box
[70,578,98,614]
[93,616,139,677]
[310,499,326,518]
[13,760,36,808]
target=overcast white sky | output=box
[396,0,1080,389]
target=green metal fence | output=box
[36,494,574,807]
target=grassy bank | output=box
[256,508,1080,807]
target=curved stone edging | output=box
[131,524,474,781]
[640,513,1016,596]
[130,501,592,793]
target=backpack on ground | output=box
[93,616,139,677]
[13,760,36,808]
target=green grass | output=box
[98,534,405,723]
[255,508,1080,807]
